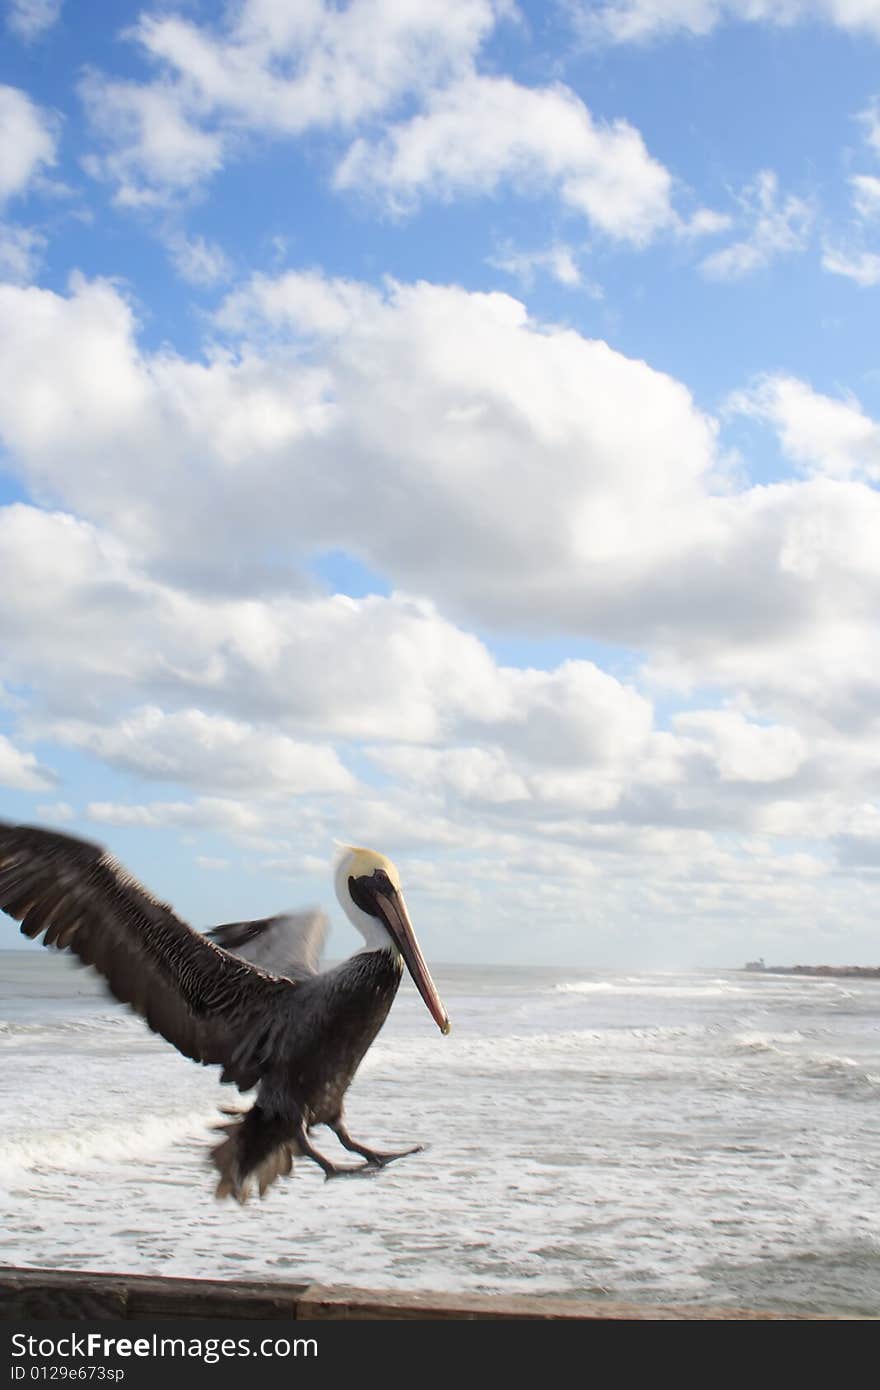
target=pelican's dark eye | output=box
[348,869,395,916]
[349,874,380,916]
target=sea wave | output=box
[363,1023,712,1078]
[0,1110,215,1185]
[555,979,746,999]
[0,1013,142,1040]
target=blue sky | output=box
[2,0,880,967]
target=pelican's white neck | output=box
[351,907,395,954]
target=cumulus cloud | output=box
[2,493,878,896]
[673,710,806,783]
[0,732,56,791]
[86,797,268,837]
[0,87,57,290]
[335,73,677,244]
[74,2,695,247]
[699,171,812,280]
[80,0,502,203]
[4,264,880,951]
[34,707,356,796]
[729,374,880,481]
[79,76,225,206]
[5,269,880,725]
[0,271,720,617]
[3,500,877,962]
[0,84,58,203]
[0,502,658,775]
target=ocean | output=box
[0,949,878,1316]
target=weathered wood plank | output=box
[127,1276,305,1321]
[294,1283,828,1320]
[0,1269,129,1320]
[0,1267,867,1320]
[0,1268,307,1321]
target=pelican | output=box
[0,821,450,1202]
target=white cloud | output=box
[6,0,63,42]
[7,269,880,780]
[86,797,268,837]
[336,73,677,244]
[163,230,232,286]
[5,266,880,737]
[196,855,229,870]
[0,221,45,282]
[0,271,716,606]
[822,245,880,286]
[674,710,806,783]
[862,99,880,155]
[678,206,733,239]
[699,170,812,280]
[850,173,880,220]
[35,707,356,796]
[821,123,880,285]
[215,267,380,337]
[0,84,57,202]
[5,485,880,958]
[6,0,60,41]
[373,745,531,805]
[580,0,880,44]
[488,241,592,292]
[730,374,880,481]
[81,0,502,204]
[0,732,55,791]
[76,3,686,247]
[0,502,658,779]
[643,477,880,731]
[4,493,880,916]
[135,0,498,131]
[79,76,225,206]
[34,799,74,822]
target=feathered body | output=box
[257,948,404,1126]
[0,821,449,1202]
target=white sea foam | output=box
[553,981,618,994]
[732,1030,805,1051]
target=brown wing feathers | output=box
[0,822,296,1091]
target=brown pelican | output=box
[0,821,450,1202]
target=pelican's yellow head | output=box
[334,843,450,1035]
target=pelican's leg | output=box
[329,1118,423,1168]
[293,1122,376,1181]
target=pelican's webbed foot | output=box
[330,1120,424,1168]
[294,1124,375,1180]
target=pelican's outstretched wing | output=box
[206,910,328,982]
[0,821,297,1091]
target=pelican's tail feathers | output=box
[211,1104,295,1203]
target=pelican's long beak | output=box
[374,886,451,1035]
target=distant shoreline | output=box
[742,962,880,979]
